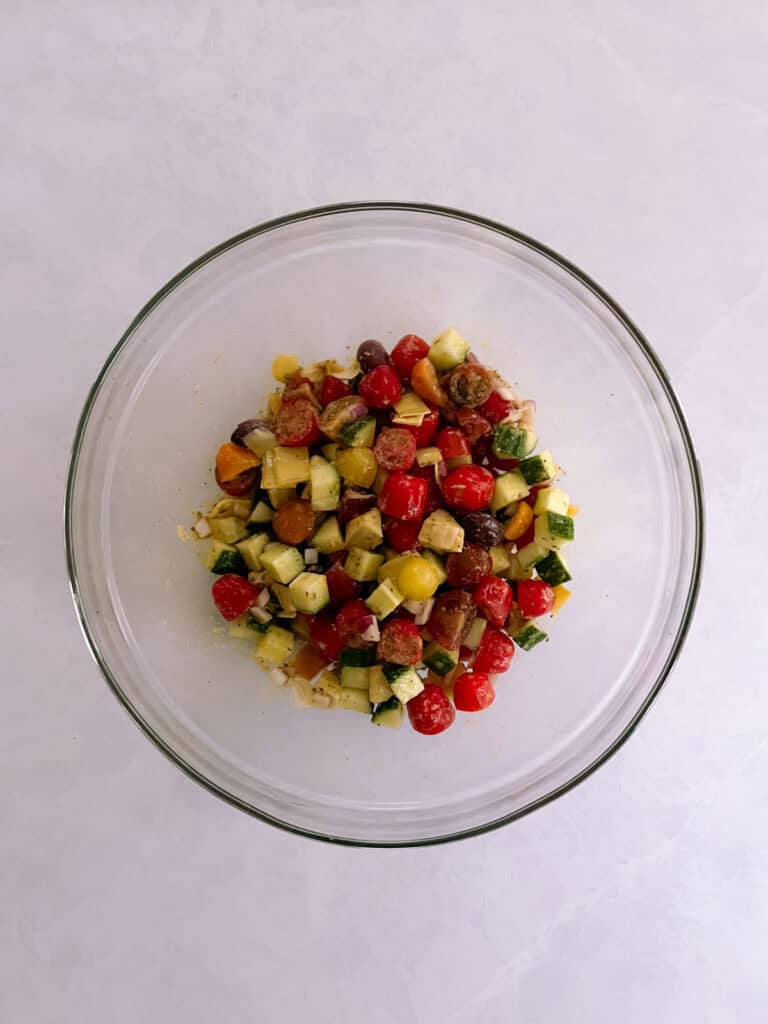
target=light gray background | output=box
[2,2,767,1021]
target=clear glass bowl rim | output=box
[65,200,705,846]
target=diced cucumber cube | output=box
[463,617,487,650]
[371,696,403,729]
[321,442,339,462]
[260,543,304,584]
[365,577,404,619]
[513,622,548,651]
[416,446,443,467]
[368,665,394,703]
[489,544,511,575]
[248,500,274,525]
[418,509,464,553]
[209,516,248,544]
[535,550,572,586]
[207,541,247,575]
[271,583,297,614]
[273,446,311,486]
[338,415,376,447]
[345,508,383,550]
[267,488,295,509]
[502,552,534,581]
[428,327,470,371]
[533,486,570,516]
[340,665,370,690]
[516,540,549,570]
[534,511,574,550]
[236,532,270,571]
[345,547,384,582]
[492,424,537,459]
[314,670,342,706]
[309,455,340,512]
[311,515,345,554]
[490,470,530,513]
[260,449,279,489]
[423,641,459,675]
[254,624,295,665]
[228,614,257,641]
[338,687,373,713]
[288,572,330,613]
[383,664,424,704]
[519,450,557,485]
[340,647,377,667]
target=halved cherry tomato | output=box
[477,391,512,423]
[473,576,513,627]
[377,472,428,520]
[320,375,352,405]
[427,590,476,650]
[383,517,423,553]
[377,619,423,666]
[517,579,556,618]
[390,334,430,379]
[398,407,440,447]
[325,563,362,605]
[374,427,417,471]
[211,575,261,621]
[308,612,343,662]
[441,465,495,513]
[436,427,471,462]
[410,357,448,407]
[473,627,515,674]
[358,365,402,408]
[272,499,316,545]
[456,407,492,445]
[275,398,322,446]
[215,466,259,496]
[407,685,456,735]
[335,599,374,646]
[215,442,260,482]
[453,671,495,711]
[445,545,492,587]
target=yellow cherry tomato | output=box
[398,556,439,601]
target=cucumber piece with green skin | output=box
[492,424,538,459]
[383,664,424,704]
[502,551,534,581]
[260,543,304,584]
[533,487,570,516]
[339,415,376,447]
[512,622,548,650]
[428,327,470,371]
[209,516,249,544]
[248,500,274,525]
[288,571,330,613]
[371,696,403,729]
[422,641,459,675]
[236,532,270,571]
[365,577,404,619]
[340,647,377,667]
[368,664,394,703]
[309,455,340,512]
[311,515,345,554]
[534,511,574,550]
[338,687,372,713]
[518,450,557,485]
[490,470,530,512]
[535,549,572,586]
[516,539,549,570]
[207,541,247,575]
[340,665,369,690]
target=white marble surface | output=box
[2,2,767,1020]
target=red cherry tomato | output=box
[377,619,423,666]
[211,575,262,621]
[473,576,513,627]
[320,375,352,405]
[517,578,556,618]
[399,408,440,447]
[309,612,343,661]
[335,599,374,646]
[374,427,417,471]
[453,671,496,712]
[445,545,493,587]
[383,517,423,552]
[477,391,512,423]
[326,563,362,606]
[358,365,402,409]
[377,472,428,520]
[456,407,493,445]
[407,685,456,735]
[486,449,520,474]
[436,427,471,462]
[390,334,430,380]
[275,398,322,446]
[441,465,495,512]
[473,627,515,674]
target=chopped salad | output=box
[193,329,576,735]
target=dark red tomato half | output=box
[275,398,322,446]
[407,685,456,735]
[358,365,402,408]
[473,576,513,627]
[436,427,471,462]
[456,407,492,445]
[453,671,496,712]
[320,375,352,405]
[477,391,512,423]
[383,517,423,553]
[325,563,362,606]
[335,599,374,646]
[441,465,495,513]
[517,579,556,618]
[473,627,515,674]
[215,466,259,497]
[308,612,343,662]
[211,575,262,621]
[390,334,430,380]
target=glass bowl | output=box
[66,202,703,846]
